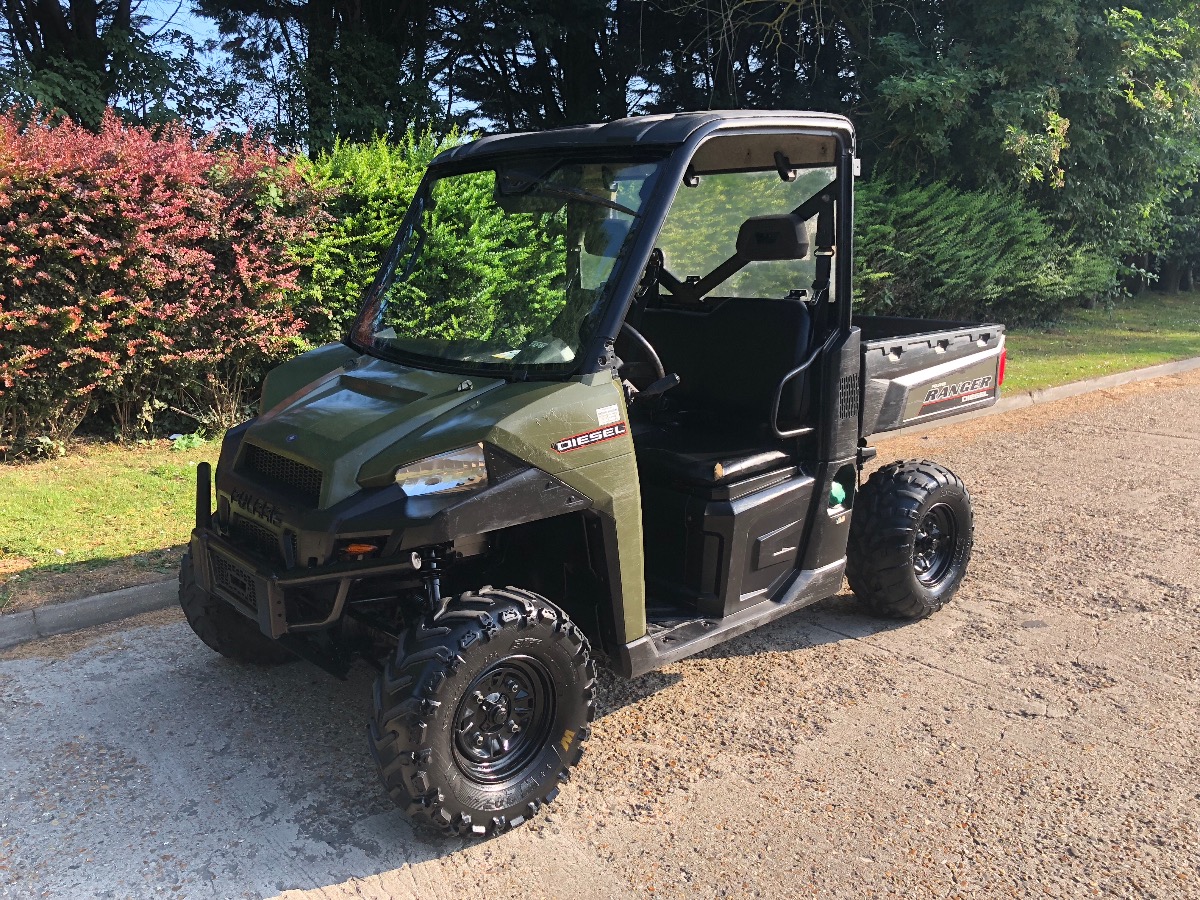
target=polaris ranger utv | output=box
[180,111,1006,836]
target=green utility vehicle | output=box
[180,111,1006,836]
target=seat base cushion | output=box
[635,424,793,487]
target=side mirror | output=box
[735,214,810,262]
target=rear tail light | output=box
[997,348,1007,386]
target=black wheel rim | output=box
[453,657,556,785]
[913,503,958,587]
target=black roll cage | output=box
[585,121,856,380]
[346,115,856,386]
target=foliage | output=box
[170,431,209,452]
[8,0,1200,290]
[854,179,1115,323]
[290,132,453,344]
[197,0,450,152]
[0,0,241,131]
[0,110,324,456]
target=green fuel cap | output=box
[829,482,847,507]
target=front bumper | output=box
[190,527,420,639]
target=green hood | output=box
[250,355,505,506]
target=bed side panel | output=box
[860,321,1005,434]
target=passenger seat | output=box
[634,296,812,486]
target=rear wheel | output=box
[847,460,974,619]
[369,586,596,837]
[178,552,293,664]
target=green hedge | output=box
[854,179,1115,323]
[291,131,455,345]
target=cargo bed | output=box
[854,315,1006,435]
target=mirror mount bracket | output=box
[774,151,799,183]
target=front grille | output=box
[211,553,258,611]
[240,444,323,507]
[228,515,281,563]
[838,373,860,420]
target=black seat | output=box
[634,296,812,486]
[637,436,791,486]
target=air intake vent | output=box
[838,374,860,420]
[228,515,282,563]
[211,554,258,611]
[240,444,323,507]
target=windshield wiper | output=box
[499,175,639,218]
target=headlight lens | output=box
[394,444,489,497]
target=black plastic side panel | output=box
[643,471,816,619]
[799,456,857,572]
[822,327,861,462]
[697,473,816,618]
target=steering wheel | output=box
[617,321,666,389]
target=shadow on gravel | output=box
[593,666,683,719]
[698,590,910,660]
[0,593,911,898]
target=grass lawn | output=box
[1004,291,1200,393]
[3,291,1199,613]
[0,440,218,612]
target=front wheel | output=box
[368,587,596,837]
[847,460,974,619]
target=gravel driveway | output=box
[2,370,1198,900]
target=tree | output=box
[660,0,1200,285]
[197,0,448,153]
[442,0,659,129]
[0,0,237,129]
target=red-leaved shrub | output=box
[0,111,325,454]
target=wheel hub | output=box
[453,659,555,784]
[913,503,957,586]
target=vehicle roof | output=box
[432,110,854,166]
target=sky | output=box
[139,0,220,47]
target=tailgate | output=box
[858,318,1005,435]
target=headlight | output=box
[394,444,489,498]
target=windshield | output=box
[351,156,664,377]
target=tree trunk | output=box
[1158,258,1183,294]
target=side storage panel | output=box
[641,470,817,620]
[858,317,1005,434]
[693,474,816,619]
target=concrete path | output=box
[2,370,1198,899]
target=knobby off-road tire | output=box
[178,552,293,664]
[369,586,597,838]
[847,460,974,620]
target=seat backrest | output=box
[639,297,812,428]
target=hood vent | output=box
[240,444,324,507]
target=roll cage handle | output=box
[770,330,839,439]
